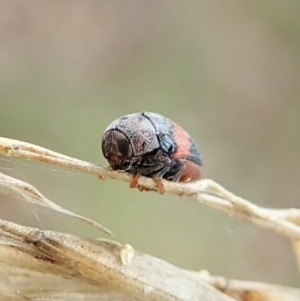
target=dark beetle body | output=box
[101,112,202,182]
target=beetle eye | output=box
[101,139,106,157]
[117,140,132,157]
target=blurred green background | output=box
[1,1,300,287]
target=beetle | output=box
[101,112,202,193]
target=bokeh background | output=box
[1,1,300,287]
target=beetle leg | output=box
[127,150,187,193]
[126,153,170,193]
[135,155,171,178]
[155,178,165,194]
[130,173,141,189]
[163,159,186,181]
[129,173,152,192]
[129,169,166,194]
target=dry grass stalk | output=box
[0,220,235,301]
[1,137,300,241]
[198,270,300,301]
[0,136,299,300]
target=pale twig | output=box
[1,137,300,242]
[0,220,235,301]
[0,172,112,235]
[1,136,300,299]
[197,270,300,301]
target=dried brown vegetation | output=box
[0,137,299,300]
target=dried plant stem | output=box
[197,270,300,301]
[1,137,300,242]
[0,171,112,235]
[1,136,300,300]
[0,220,235,301]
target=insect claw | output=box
[155,178,165,194]
[130,173,141,189]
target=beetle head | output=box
[102,130,133,170]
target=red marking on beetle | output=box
[171,123,192,160]
[179,160,202,182]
